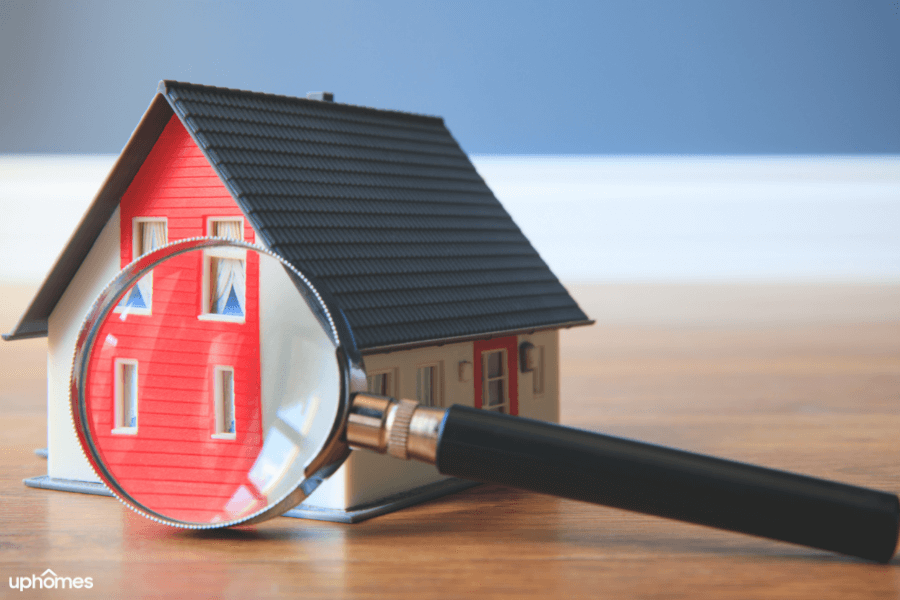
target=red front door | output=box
[473,336,518,416]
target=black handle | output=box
[435,405,899,562]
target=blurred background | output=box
[1,0,899,329]
[1,4,898,586]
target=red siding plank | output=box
[108,464,252,484]
[151,187,237,200]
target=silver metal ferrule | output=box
[347,394,446,465]
[406,406,444,463]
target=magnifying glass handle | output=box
[348,396,899,563]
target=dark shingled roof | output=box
[4,81,591,350]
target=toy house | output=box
[5,81,591,521]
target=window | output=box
[119,218,166,313]
[475,336,518,416]
[416,363,442,407]
[482,350,508,413]
[113,359,138,434]
[212,366,236,439]
[209,218,243,241]
[201,219,246,321]
[367,370,394,397]
[532,346,545,395]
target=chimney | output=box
[306,92,334,102]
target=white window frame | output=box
[482,349,509,413]
[112,358,138,435]
[211,366,236,440]
[367,369,396,397]
[416,362,443,407]
[200,217,246,323]
[115,217,167,316]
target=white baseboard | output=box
[473,155,900,282]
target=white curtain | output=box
[214,220,241,241]
[136,221,165,306]
[212,221,245,315]
[121,221,166,310]
[213,257,246,315]
[142,221,166,254]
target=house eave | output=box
[2,323,49,341]
[358,319,595,356]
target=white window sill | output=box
[113,307,152,317]
[211,433,236,441]
[197,313,245,324]
[111,427,138,435]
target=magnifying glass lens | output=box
[74,242,347,527]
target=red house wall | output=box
[86,115,264,522]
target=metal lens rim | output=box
[69,237,354,529]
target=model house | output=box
[5,81,591,521]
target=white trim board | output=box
[472,155,900,282]
[2,155,898,282]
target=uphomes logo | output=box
[9,568,94,591]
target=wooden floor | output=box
[1,283,899,599]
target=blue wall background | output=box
[2,0,899,154]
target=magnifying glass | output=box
[71,238,899,562]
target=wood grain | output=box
[1,283,899,599]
